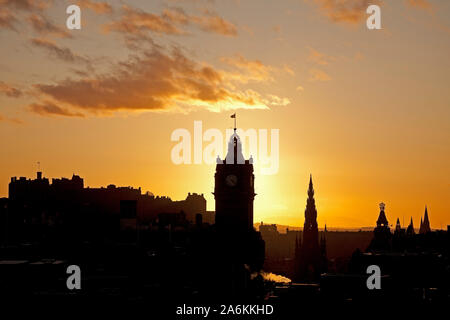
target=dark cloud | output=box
[406,0,432,11]
[0,81,23,97]
[307,46,336,65]
[0,0,68,44]
[103,5,237,39]
[0,0,51,12]
[191,9,237,36]
[0,113,23,124]
[103,5,185,37]
[29,101,84,117]
[0,9,18,31]
[77,0,113,14]
[30,38,90,64]
[310,0,380,24]
[28,14,72,38]
[31,47,288,116]
[220,54,273,82]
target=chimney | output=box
[37,171,42,180]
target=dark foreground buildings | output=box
[1,134,449,311]
[261,200,449,310]
[344,203,450,306]
[0,127,267,311]
[9,171,209,223]
[4,171,210,244]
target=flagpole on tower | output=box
[231,113,236,131]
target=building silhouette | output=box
[1,135,448,308]
[213,126,264,273]
[406,217,415,236]
[367,202,392,252]
[341,202,450,307]
[419,206,431,234]
[6,171,209,244]
[394,218,402,234]
[214,128,255,232]
[294,175,326,281]
[320,224,328,273]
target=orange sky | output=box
[0,0,449,229]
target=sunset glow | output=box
[1,0,449,229]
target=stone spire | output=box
[395,218,401,232]
[304,174,318,231]
[406,217,415,236]
[295,175,322,281]
[419,206,431,234]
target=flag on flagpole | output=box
[230,113,236,118]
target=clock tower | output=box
[214,128,255,232]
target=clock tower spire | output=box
[214,119,255,232]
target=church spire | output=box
[308,174,314,198]
[305,174,317,229]
[424,206,430,225]
[395,218,401,231]
[296,174,321,281]
[406,216,415,236]
[419,206,431,234]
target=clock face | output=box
[225,174,238,187]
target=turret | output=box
[376,202,389,228]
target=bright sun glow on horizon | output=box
[0,0,449,229]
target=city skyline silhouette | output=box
[1,0,450,229]
[1,0,449,312]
